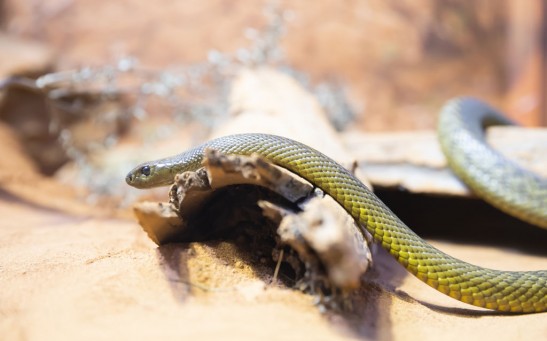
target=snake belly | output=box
[126,132,546,313]
[438,97,547,229]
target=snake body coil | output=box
[439,98,547,228]
[126,98,546,313]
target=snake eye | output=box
[141,165,151,176]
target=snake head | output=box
[125,163,160,189]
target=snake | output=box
[438,98,547,229]
[126,97,546,313]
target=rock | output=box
[0,33,54,78]
[342,127,547,196]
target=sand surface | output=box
[1,167,546,340]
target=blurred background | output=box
[0,0,545,200]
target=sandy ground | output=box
[1,188,546,340]
[1,121,546,340]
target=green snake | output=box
[126,97,546,313]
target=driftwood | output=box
[133,149,371,296]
